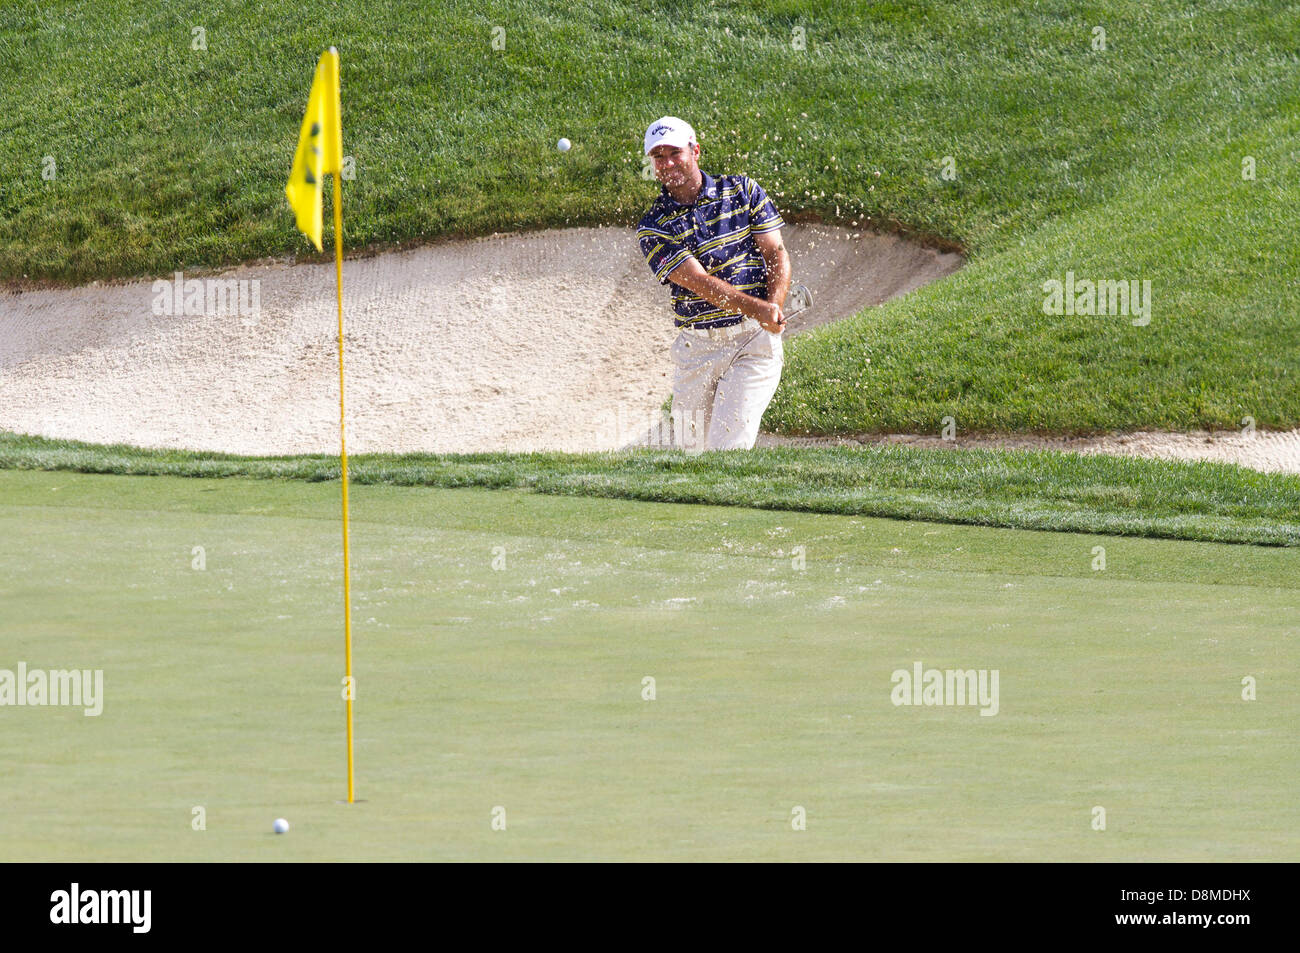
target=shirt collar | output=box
[660,171,717,208]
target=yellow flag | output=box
[285,48,342,252]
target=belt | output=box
[677,318,755,341]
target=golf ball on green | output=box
[557,138,571,152]
[273,818,289,834]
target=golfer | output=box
[637,116,791,451]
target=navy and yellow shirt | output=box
[637,171,785,328]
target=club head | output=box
[785,282,813,318]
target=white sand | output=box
[0,224,961,455]
[758,429,1300,475]
[4,224,1297,474]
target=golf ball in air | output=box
[273,818,290,834]
[557,138,571,152]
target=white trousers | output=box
[669,318,784,452]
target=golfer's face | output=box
[650,143,697,187]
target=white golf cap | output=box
[644,116,697,155]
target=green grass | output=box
[3,431,1299,546]
[2,469,1297,861]
[771,109,1300,435]
[2,2,1299,433]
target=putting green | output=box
[1,470,1296,861]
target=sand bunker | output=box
[758,430,1300,475]
[0,224,960,455]
[5,225,1297,475]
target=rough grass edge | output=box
[1,430,1298,547]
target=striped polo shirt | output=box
[637,171,785,328]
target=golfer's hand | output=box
[756,301,786,334]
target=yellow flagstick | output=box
[327,53,356,807]
[285,47,354,803]
[336,180,356,805]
